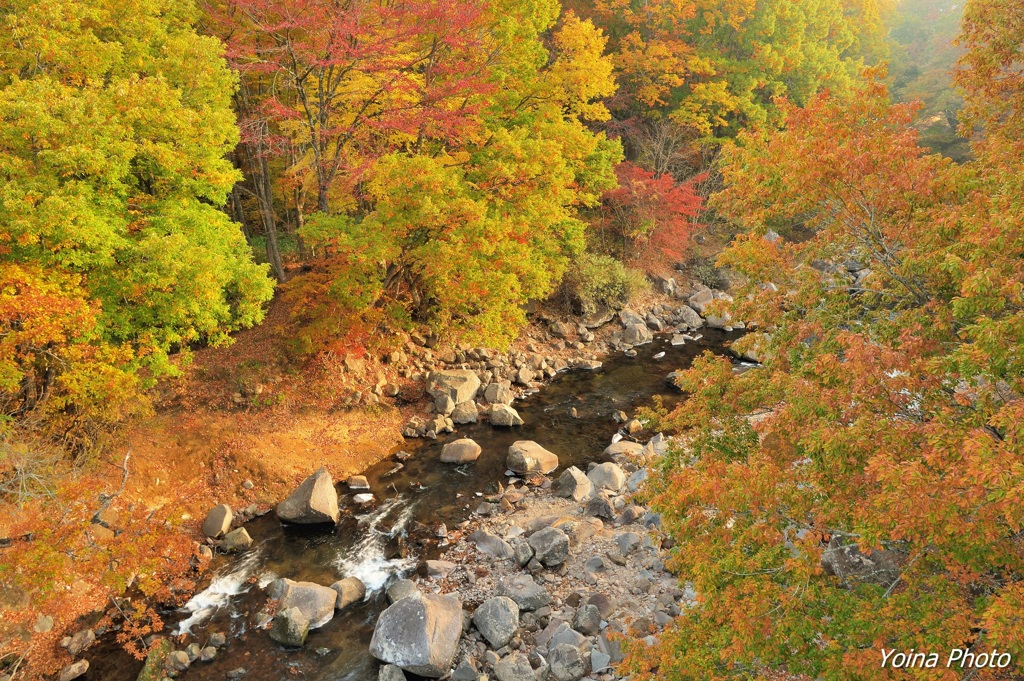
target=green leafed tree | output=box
[0,0,273,441]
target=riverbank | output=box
[22,271,743,681]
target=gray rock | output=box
[435,394,456,416]
[279,581,338,629]
[440,438,482,463]
[270,607,309,647]
[331,576,367,610]
[506,441,558,474]
[509,536,534,566]
[369,592,463,677]
[584,493,615,520]
[185,642,201,661]
[379,664,407,681]
[549,644,586,681]
[451,401,479,424]
[587,462,626,492]
[548,623,585,650]
[427,369,482,404]
[491,404,524,427]
[550,321,575,338]
[573,603,601,635]
[347,475,371,490]
[618,308,646,327]
[200,646,217,662]
[267,577,294,599]
[821,535,905,587]
[58,660,89,681]
[603,441,644,460]
[386,579,420,604]
[209,632,227,648]
[625,469,648,493]
[597,632,625,663]
[515,366,534,385]
[276,467,340,524]
[584,556,605,572]
[66,628,95,655]
[621,323,652,346]
[472,529,515,559]
[496,575,551,611]
[221,527,252,553]
[472,596,520,649]
[452,658,481,681]
[484,381,514,405]
[554,467,592,501]
[582,306,615,328]
[619,504,647,524]
[590,651,611,672]
[676,305,704,329]
[493,652,536,681]
[202,504,233,539]
[527,527,570,567]
[616,532,642,555]
[426,560,456,578]
[165,650,191,672]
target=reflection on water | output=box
[89,329,742,681]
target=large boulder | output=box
[451,401,479,424]
[555,467,592,501]
[278,581,338,628]
[618,308,646,327]
[369,592,463,677]
[331,577,367,610]
[202,504,233,539]
[622,323,653,346]
[386,579,420,604]
[270,607,309,647]
[528,527,570,567]
[603,441,644,460]
[472,596,520,649]
[484,381,514,405]
[491,404,524,427]
[65,628,95,656]
[549,644,587,681]
[379,665,407,681]
[276,467,340,524]
[496,575,551,611]
[427,370,481,405]
[440,438,482,464]
[587,462,626,492]
[471,529,515,559]
[58,661,89,681]
[676,305,704,329]
[493,652,536,681]
[221,527,252,553]
[506,441,558,474]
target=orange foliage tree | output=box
[625,52,1024,681]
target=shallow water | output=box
[87,328,743,681]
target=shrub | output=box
[562,253,648,315]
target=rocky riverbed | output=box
[51,280,748,681]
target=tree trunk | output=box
[256,155,286,283]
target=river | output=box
[86,328,745,681]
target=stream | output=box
[87,328,745,681]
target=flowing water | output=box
[88,329,745,681]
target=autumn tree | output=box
[0,0,274,439]
[625,56,1024,681]
[599,162,704,261]
[286,2,622,349]
[574,0,890,136]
